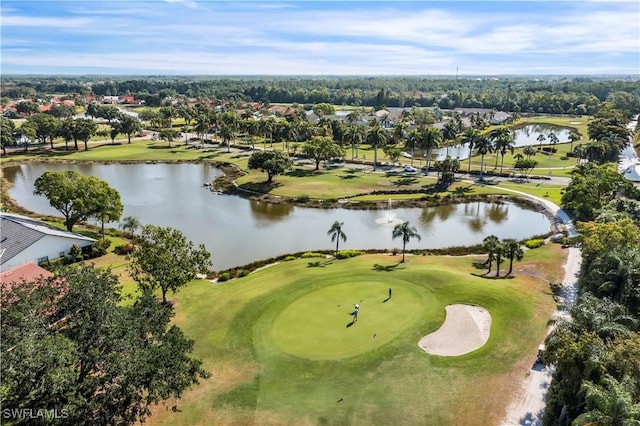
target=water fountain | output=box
[375,199,402,225]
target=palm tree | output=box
[405,128,421,167]
[461,128,482,174]
[366,124,389,170]
[482,235,500,274]
[441,119,459,157]
[474,134,493,180]
[523,145,537,159]
[219,126,236,153]
[489,127,515,174]
[261,116,277,150]
[392,221,421,263]
[568,131,580,153]
[345,124,366,161]
[536,133,546,149]
[503,239,524,276]
[327,221,347,257]
[120,215,141,244]
[420,126,442,175]
[573,375,640,426]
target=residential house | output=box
[0,213,95,270]
[0,262,54,290]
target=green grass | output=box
[147,248,561,425]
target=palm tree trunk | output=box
[480,155,485,180]
[402,242,406,262]
[508,258,514,275]
[335,238,339,256]
[373,143,378,170]
[467,148,473,173]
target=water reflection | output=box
[250,200,294,222]
[419,204,456,231]
[486,203,509,224]
[4,163,551,270]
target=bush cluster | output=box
[335,250,364,259]
[524,238,545,249]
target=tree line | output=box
[2,75,639,116]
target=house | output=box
[0,213,95,270]
[0,262,54,290]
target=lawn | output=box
[146,246,563,425]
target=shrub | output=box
[300,251,325,258]
[92,238,112,256]
[283,256,298,262]
[335,250,364,259]
[69,244,84,262]
[524,239,545,249]
[114,244,135,255]
[217,272,230,282]
[236,269,249,278]
[296,194,310,203]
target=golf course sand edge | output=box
[418,304,492,356]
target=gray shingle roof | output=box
[0,213,95,266]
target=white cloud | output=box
[165,0,199,9]
[1,1,637,75]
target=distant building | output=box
[0,213,95,270]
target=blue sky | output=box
[1,1,639,75]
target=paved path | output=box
[498,188,580,425]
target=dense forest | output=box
[2,75,639,116]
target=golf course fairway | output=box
[151,249,562,425]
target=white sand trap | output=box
[418,304,492,356]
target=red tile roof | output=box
[1,262,54,288]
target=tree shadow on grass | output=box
[372,263,404,272]
[472,261,488,270]
[453,185,474,195]
[338,173,359,180]
[307,259,334,268]
[286,169,317,178]
[470,271,516,280]
[392,177,419,187]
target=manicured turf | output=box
[148,248,563,425]
[271,280,428,359]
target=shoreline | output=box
[1,158,563,234]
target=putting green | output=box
[269,280,428,360]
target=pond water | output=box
[432,123,572,161]
[4,163,551,270]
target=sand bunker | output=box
[418,304,491,356]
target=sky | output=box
[1,1,639,76]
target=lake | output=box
[4,163,551,270]
[432,123,573,161]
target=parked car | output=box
[403,166,417,173]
